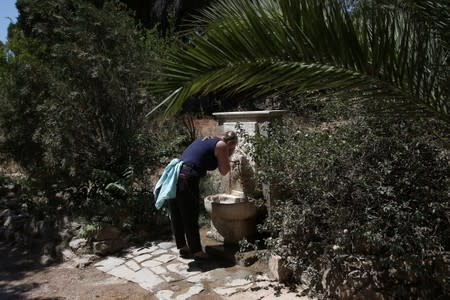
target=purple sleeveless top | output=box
[180,138,220,175]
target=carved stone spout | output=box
[226,141,257,197]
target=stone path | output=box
[95,240,313,299]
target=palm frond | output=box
[152,0,449,122]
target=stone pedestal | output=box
[204,194,257,244]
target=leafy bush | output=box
[0,0,154,184]
[251,116,449,299]
[69,167,158,227]
[0,0,189,237]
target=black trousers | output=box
[167,164,202,253]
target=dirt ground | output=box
[0,240,158,300]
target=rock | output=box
[63,215,70,224]
[28,219,38,237]
[40,254,54,266]
[3,215,12,227]
[42,242,56,256]
[5,183,17,192]
[58,228,72,242]
[69,221,82,236]
[69,238,87,251]
[94,225,121,241]
[75,254,99,268]
[268,254,291,283]
[93,239,126,256]
[70,221,82,230]
[0,209,11,219]
[55,240,69,255]
[157,241,175,250]
[61,248,77,261]
[6,192,16,199]
[239,253,258,267]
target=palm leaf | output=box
[152,0,449,122]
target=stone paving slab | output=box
[125,260,141,271]
[156,289,175,299]
[141,259,163,268]
[95,240,315,299]
[94,256,125,272]
[134,268,165,292]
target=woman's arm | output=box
[215,141,232,175]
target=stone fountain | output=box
[204,110,286,244]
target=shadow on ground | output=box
[186,245,238,273]
[0,240,60,300]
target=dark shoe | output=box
[193,252,209,261]
[179,248,192,259]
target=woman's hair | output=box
[222,131,238,142]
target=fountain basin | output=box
[204,194,257,243]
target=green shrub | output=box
[79,222,100,239]
[70,167,158,227]
[0,0,154,185]
[0,0,186,235]
[251,117,449,299]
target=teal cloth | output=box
[153,158,183,209]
